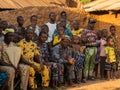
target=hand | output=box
[31,64,38,71]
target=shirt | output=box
[35,25,40,36]
[53,28,73,39]
[18,39,40,62]
[52,35,62,46]
[46,22,56,42]
[105,46,116,63]
[100,38,107,56]
[81,29,97,46]
[72,28,83,37]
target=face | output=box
[2,21,8,30]
[110,27,116,35]
[18,17,24,25]
[41,26,49,33]
[61,39,69,48]
[89,23,95,30]
[103,30,108,37]
[58,26,64,35]
[108,38,114,46]
[97,30,102,39]
[73,20,79,30]
[61,13,66,20]
[39,33,48,42]
[60,19,66,27]
[6,32,15,42]
[49,13,56,22]
[31,17,37,25]
[73,36,79,44]
[25,30,34,40]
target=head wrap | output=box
[62,35,71,42]
[3,28,15,35]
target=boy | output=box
[72,20,83,38]
[105,37,116,80]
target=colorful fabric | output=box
[0,72,8,87]
[72,28,83,37]
[18,39,40,62]
[3,28,14,35]
[74,51,85,71]
[81,29,97,46]
[66,21,71,30]
[36,42,49,63]
[84,47,97,78]
[95,46,100,64]
[53,28,73,39]
[29,61,49,88]
[105,46,116,63]
[18,39,49,89]
[52,35,62,46]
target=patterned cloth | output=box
[105,46,116,63]
[81,29,97,46]
[72,28,83,37]
[84,47,97,78]
[18,39,49,89]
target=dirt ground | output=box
[66,79,120,90]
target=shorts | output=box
[105,62,116,70]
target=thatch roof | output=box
[84,0,120,12]
[0,0,66,9]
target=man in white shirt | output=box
[30,15,40,36]
[46,12,56,43]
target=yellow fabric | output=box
[72,28,83,37]
[53,35,61,46]
[29,61,49,88]
[3,28,14,35]
[18,39,40,61]
[105,46,116,63]
[18,39,49,88]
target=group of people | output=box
[0,11,119,90]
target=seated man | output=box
[0,28,29,90]
[18,27,49,90]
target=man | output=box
[72,20,83,37]
[60,11,71,30]
[81,18,97,81]
[46,12,56,43]
[0,28,29,90]
[18,27,49,90]
[30,15,40,36]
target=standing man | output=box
[81,19,97,81]
[46,12,56,43]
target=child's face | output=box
[108,38,114,46]
[73,21,79,30]
[73,36,79,44]
[41,26,49,34]
[58,26,64,35]
[39,33,48,42]
[103,30,108,37]
[110,27,116,35]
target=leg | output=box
[19,64,30,90]
[100,57,106,79]
[107,70,110,80]
[0,66,15,90]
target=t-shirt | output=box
[46,22,56,42]
[100,38,107,56]
[18,39,40,62]
[35,25,40,36]
[72,28,83,37]
[105,46,116,63]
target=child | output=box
[72,20,83,38]
[94,30,102,78]
[72,36,84,84]
[41,24,49,34]
[52,24,65,46]
[100,29,108,79]
[105,37,116,80]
